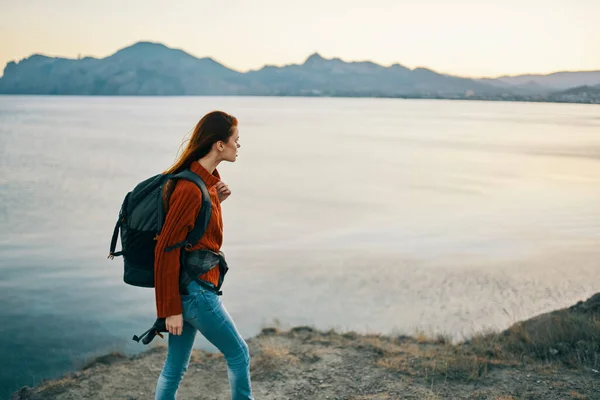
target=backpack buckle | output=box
[185,243,192,251]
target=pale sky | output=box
[1,0,598,78]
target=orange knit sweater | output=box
[153,161,223,318]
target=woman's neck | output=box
[198,154,220,174]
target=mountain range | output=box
[1,41,599,103]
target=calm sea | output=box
[1,96,599,398]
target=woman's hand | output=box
[166,314,183,335]
[216,181,231,202]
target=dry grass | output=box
[374,342,505,381]
[414,330,450,345]
[250,338,299,379]
[350,393,440,400]
[466,308,600,369]
[343,331,483,380]
[30,376,78,398]
[382,297,600,382]
[297,347,325,363]
[570,391,588,399]
[357,305,599,381]
[353,334,397,355]
[342,330,500,380]
[415,332,428,344]
[386,304,597,380]
[252,294,599,385]
[81,352,127,370]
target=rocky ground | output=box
[12,294,600,400]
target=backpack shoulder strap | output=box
[165,169,212,252]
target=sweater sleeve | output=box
[154,180,202,318]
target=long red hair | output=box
[165,111,238,175]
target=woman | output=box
[153,111,253,400]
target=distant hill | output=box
[487,71,600,91]
[242,52,503,97]
[0,42,245,95]
[0,41,504,97]
[0,41,598,103]
[547,84,600,103]
[476,78,551,95]
[555,84,600,95]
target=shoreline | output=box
[0,93,598,105]
[12,293,599,400]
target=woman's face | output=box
[220,127,240,162]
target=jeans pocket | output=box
[199,290,221,313]
[181,293,198,320]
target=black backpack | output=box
[108,169,211,288]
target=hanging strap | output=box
[108,192,131,259]
[108,218,122,259]
[193,277,223,296]
[133,318,166,344]
[132,327,153,343]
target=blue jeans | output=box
[155,281,254,400]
